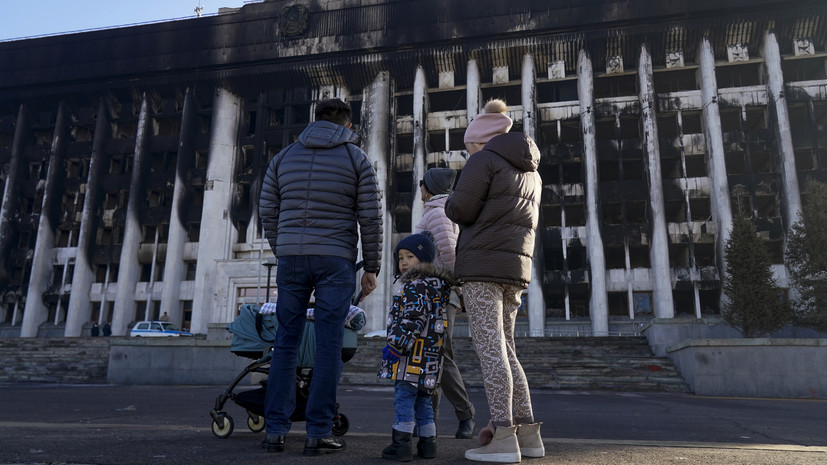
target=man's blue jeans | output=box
[393,381,436,436]
[264,255,355,439]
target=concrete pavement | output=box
[0,383,825,465]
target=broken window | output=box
[782,56,827,82]
[594,74,637,99]
[715,62,762,88]
[537,79,578,103]
[429,90,466,112]
[653,67,698,93]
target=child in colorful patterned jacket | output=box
[378,232,456,462]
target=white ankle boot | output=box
[516,422,545,458]
[464,425,520,463]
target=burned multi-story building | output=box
[1,0,825,338]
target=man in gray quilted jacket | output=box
[258,98,382,456]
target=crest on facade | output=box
[279,4,308,37]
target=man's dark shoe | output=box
[455,418,476,439]
[303,436,346,456]
[260,433,285,452]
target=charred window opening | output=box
[194,150,207,169]
[112,120,138,140]
[653,67,698,93]
[782,56,827,82]
[537,79,578,103]
[693,243,716,266]
[626,200,646,224]
[661,156,682,179]
[543,205,562,227]
[395,211,411,235]
[719,108,741,133]
[481,85,521,106]
[669,242,690,267]
[603,202,622,225]
[429,90,466,112]
[716,62,762,88]
[684,154,707,178]
[749,148,774,174]
[396,94,413,116]
[448,129,465,151]
[563,204,585,227]
[657,113,678,139]
[395,171,413,193]
[689,198,710,222]
[594,73,637,99]
[546,292,566,318]
[794,147,815,171]
[673,289,695,315]
[725,151,748,174]
[396,134,413,154]
[567,246,587,270]
[629,246,650,268]
[681,112,702,134]
[754,194,778,218]
[699,289,721,315]
[665,200,685,222]
[236,220,248,244]
[187,223,200,242]
[428,130,446,152]
[185,262,197,281]
[623,159,643,181]
[608,292,629,316]
[569,293,589,318]
[142,224,168,243]
[246,110,257,136]
[155,116,181,137]
[269,108,286,126]
[605,246,625,269]
[292,104,311,126]
[95,265,107,283]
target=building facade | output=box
[0,0,825,337]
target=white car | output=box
[130,321,193,337]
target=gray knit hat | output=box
[423,168,457,195]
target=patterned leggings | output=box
[463,281,534,427]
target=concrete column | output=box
[160,89,197,326]
[466,59,481,121]
[577,50,609,336]
[521,54,546,336]
[191,88,242,334]
[65,98,110,336]
[698,38,733,281]
[111,94,151,336]
[0,105,27,323]
[21,102,70,337]
[411,66,428,227]
[638,44,675,319]
[360,71,394,334]
[763,31,802,229]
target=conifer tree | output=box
[722,209,791,337]
[785,178,827,332]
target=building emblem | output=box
[279,4,308,37]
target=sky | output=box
[0,0,255,41]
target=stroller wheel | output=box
[247,413,266,433]
[332,413,349,437]
[211,413,234,439]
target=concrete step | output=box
[344,336,690,393]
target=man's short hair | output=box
[315,99,352,126]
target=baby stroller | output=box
[209,302,365,439]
